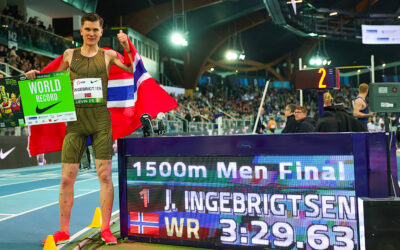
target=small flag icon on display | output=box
[129,212,159,235]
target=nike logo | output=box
[0,147,15,160]
[36,102,61,114]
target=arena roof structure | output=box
[94,0,400,89]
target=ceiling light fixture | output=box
[286,0,302,4]
[225,24,246,61]
[329,12,338,16]
[308,39,331,66]
[170,0,188,47]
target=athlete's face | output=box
[80,20,103,46]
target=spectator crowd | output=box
[1,4,74,55]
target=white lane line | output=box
[0,177,98,199]
[0,184,118,222]
[64,209,120,246]
[0,173,100,187]
[0,178,54,187]
[42,188,98,192]
[0,213,15,215]
[1,174,117,189]
[0,171,61,181]
[0,165,60,173]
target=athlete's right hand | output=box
[26,70,40,80]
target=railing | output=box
[188,122,214,135]
[159,73,175,86]
[0,14,80,58]
[221,118,252,129]
[132,119,185,136]
[0,61,24,76]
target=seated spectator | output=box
[0,45,7,57]
[2,6,11,16]
[268,116,277,134]
[193,111,202,122]
[281,104,297,133]
[367,118,376,132]
[47,24,54,33]
[9,46,17,57]
[253,107,266,134]
[294,106,315,133]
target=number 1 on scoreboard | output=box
[140,189,149,208]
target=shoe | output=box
[101,229,117,245]
[42,231,70,245]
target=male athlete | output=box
[26,13,133,245]
[353,83,374,129]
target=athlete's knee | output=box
[60,175,77,187]
[98,170,112,184]
[60,167,78,187]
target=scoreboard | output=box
[295,67,340,90]
[118,133,397,249]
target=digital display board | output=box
[295,67,340,90]
[125,155,358,249]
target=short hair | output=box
[359,83,369,94]
[286,104,296,113]
[81,13,104,27]
[295,105,307,114]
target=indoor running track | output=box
[0,157,120,250]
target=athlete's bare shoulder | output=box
[55,48,75,71]
[104,49,119,65]
[62,48,75,63]
[104,49,117,58]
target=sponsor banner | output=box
[362,24,400,44]
[125,155,359,249]
[0,136,61,169]
[18,71,76,125]
[0,77,24,128]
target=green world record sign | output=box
[19,71,76,125]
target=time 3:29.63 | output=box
[220,219,355,249]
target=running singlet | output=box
[355,96,369,127]
[61,47,113,163]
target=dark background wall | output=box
[0,136,61,169]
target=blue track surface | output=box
[0,158,120,250]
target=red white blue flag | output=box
[27,38,178,156]
[129,212,159,235]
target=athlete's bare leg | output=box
[59,163,80,234]
[95,159,114,231]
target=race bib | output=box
[73,78,103,104]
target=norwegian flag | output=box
[84,93,92,98]
[129,212,159,235]
[27,37,178,156]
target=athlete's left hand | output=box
[117,30,130,52]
